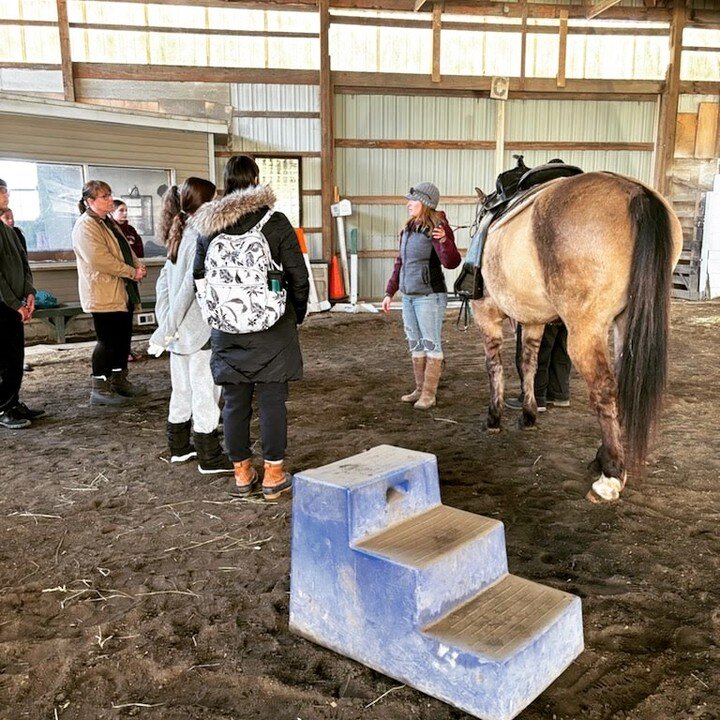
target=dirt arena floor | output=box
[1,299,718,720]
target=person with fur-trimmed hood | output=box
[192,154,309,501]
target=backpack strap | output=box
[254,209,275,233]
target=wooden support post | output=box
[431,3,442,83]
[557,10,568,89]
[56,0,75,102]
[654,2,685,194]
[319,0,334,262]
[495,99,506,177]
[519,1,527,90]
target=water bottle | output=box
[268,270,282,293]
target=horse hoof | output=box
[586,474,624,502]
[486,426,501,434]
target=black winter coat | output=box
[192,184,310,385]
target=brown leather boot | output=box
[401,356,426,403]
[414,356,443,410]
[229,459,258,497]
[262,460,293,500]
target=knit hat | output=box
[405,182,440,210]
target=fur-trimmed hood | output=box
[191,184,276,237]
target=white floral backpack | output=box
[196,210,286,334]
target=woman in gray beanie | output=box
[381,182,461,409]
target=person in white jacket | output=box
[149,178,232,475]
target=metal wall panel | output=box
[506,99,656,142]
[230,84,320,153]
[231,84,319,112]
[336,94,495,140]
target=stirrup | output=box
[456,294,472,331]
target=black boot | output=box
[167,421,197,463]
[91,376,129,406]
[193,431,233,475]
[111,369,147,398]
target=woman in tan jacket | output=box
[72,180,147,405]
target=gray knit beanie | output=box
[405,182,440,210]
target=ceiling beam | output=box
[586,0,623,20]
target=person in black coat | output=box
[193,155,309,500]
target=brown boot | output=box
[401,356,426,402]
[414,356,443,410]
[229,459,258,497]
[262,460,293,500]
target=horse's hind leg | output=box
[566,322,626,502]
[471,299,505,432]
[518,323,544,429]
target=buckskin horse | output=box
[470,171,683,502]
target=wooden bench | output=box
[33,297,157,344]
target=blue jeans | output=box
[402,293,447,358]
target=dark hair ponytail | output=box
[159,178,216,263]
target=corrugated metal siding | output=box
[0,113,211,182]
[506,99,656,142]
[230,83,320,153]
[337,93,495,298]
[336,95,496,140]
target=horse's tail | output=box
[618,186,674,474]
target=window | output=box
[0,159,171,260]
[255,155,302,228]
[0,160,83,259]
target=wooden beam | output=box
[56,0,75,102]
[586,0,623,21]
[319,0,334,263]
[336,139,654,151]
[654,2,685,194]
[519,1,527,88]
[679,81,720,95]
[333,71,663,95]
[347,195,478,205]
[74,63,318,84]
[431,3,442,83]
[233,111,320,119]
[216,150,321,158]
[68,22,317,39]
[557,10,568,89]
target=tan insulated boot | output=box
[262,460,293,500]
[90,376,130,406]
[401,356,426,403]
[229,458,259,497]
[110,369,147,398]
[414,356,443,410]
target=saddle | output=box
[454,156,583,314]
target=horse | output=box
[470,171,683,502]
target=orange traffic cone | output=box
[329,254,347,301]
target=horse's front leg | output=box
[518,323,545,430]
[471,299,505,432]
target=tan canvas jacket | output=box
[72,212,140,313]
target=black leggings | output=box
[91,309,133,377]
[222,382,288,463]
[0,304,24,412]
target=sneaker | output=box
[0,409,32,429]
[13,402,45,420]
[504,396,546,413]
[547,398,570,407]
